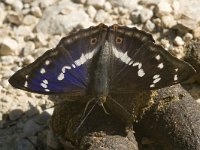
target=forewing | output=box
[9,24,108,95]
[108,25,196,93]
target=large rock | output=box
[36,0,91,34]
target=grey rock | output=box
[23,119,45,137]
[36,0,90,34]
[9,109,24,120]
[130,10,140,24]
[144,20,155,32]
[140,8,153,23]
[15,138,35,150]
[34,108,53,125]
[87,0,105,8]
[110,0,139,11]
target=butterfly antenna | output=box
[74,99,98,133]
[81,98,95,119]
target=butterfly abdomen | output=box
[93,41,111,101]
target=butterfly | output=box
[9,23,196,105]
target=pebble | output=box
[87,5,97,19]
[36,32,48,46]
[144,20,155,32]
[140,8,154,23]
[12,0,23,11]
[0,37,18,56]
[183,33,193,42]
[110,0,139,11]
[22,14,38,25]
[0,7,6,27]
[9,109,24,120]
[174,36,185,46]
[157,0,172,16]
[23,55,35,65]
[34,108,54,125]
[23,41,36,56]
[1,79,9,89]
[87,0,105,8]
[130,10,140,24]
[0,56,15,65]
[161,15,177,28]
[193,27,200,38]
[104,1,112,12]
[31,6,42,18]
[6,12,23,25]
[25,106,42,118]
[14,25,33,36]
[95,9,112,23]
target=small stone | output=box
[0,37,18,56]
[9,109,23,120]
[174,36,185,46]
[157,0,172,16]
[40,0,59,8]
[1,79,9,88]
[161,15,177,28]
[26,106,42,117]
[12,0,23,11]
[31,6,42,17]
[87,5,97,19]
[110,0,139,11]
[14,25,33,36]
[104,1,112,11]
[36,33,48,46]
[193,27,200,38]
[183,33,193,42]
[0,56,15,65]
[95,9,112,23]
[23,15,38,25]
[130,10,140,24]
[0,7,6,27]
[87,0,105,8]
[140,8,153,23]
[23,55,35,65]
[6,12,23,25]
[160,39,170,49]
[23,41,36,56]
[144,20,155,32]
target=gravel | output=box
[0,0,199,149]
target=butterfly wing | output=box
[9,24,108,95]
[108,25,196,93]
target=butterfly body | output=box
[9,24,196,104]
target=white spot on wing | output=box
[133,62,139,67]
[175,68,178,72]
[150,84,155,88]
[155,55,161,60]
[62,66,71,73]
[45,60,50,65]
[24,81,28,87]
[58,73,64,81]
[41,83,47,88]
[45,89,50,92]
[40,68,46,74]
[153,74,160,79]
[158,63,164,69]
[72,64,76,68]
[43,79,48,84]
[74,53,87,66]
[153,77,161,84]
[174,74,178,81]
[112,47,133,64]
[138,69,145,77]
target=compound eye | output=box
[116,37,123,44]
[90,38,97,45]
